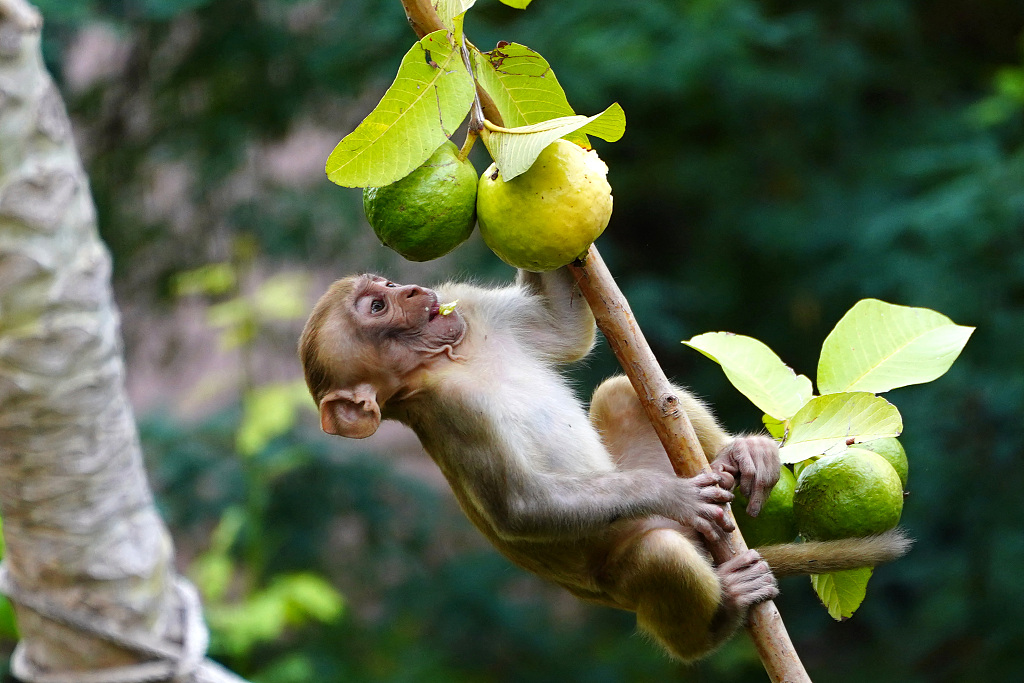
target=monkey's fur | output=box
[299,268,910,661]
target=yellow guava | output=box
[793,448,903,541]
[476,139,613,271]
[363,141,477,262]
[857,436,908,488]
[733,465,798,547]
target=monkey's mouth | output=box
[427,296,441,320]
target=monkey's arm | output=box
[515,268,596,362]
[471,463,735,543]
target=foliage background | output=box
[7,0,1024,680]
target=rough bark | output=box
[0,3,246,681]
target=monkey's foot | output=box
[716,550,778,612]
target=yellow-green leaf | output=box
[325,30,475,188]
[470,42,586,146]
[434,0,476,30]
[684,331,814,421]
[818,299,974,395]
[779,392,902,464]
[498,0,532,7]
[482,104,625,180]
[810,568,873,620]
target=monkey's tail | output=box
[757,528,913,577]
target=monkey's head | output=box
[299,274,466,439]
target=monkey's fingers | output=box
[699,502,736,538]
[708,463,737,491]
[693,472,736,499]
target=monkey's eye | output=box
[370,299,386,314]
[385,282,397,288]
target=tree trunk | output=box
[0,3,246,680]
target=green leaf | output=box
[325,30,475,188]
[684,332,814,420]
[763,414,787,440]
[482,104,626,180]
[434,0,476,30]
[810,568,873,620]
[236,380,310,457]
[470,43,586,145]
[818,299,974,395]
[779,392,902,464]
[498,0,533,7]
[254,272,310,321]
[172,262,237,297]
[270,573,345,624]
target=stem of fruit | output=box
[458,43,484,163]
[568,246,812,683]
[398,0,810,680]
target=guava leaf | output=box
[778,392,902,464]
[470,43,587,146]
[818,299,974,395]
[763,414,787,440]
[434,0,476,30]
[498,0,532,7]
[325,30,475,188]
[810,568,873,620]
[482,104,626,180]
[684,332,814,421]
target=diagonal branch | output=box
[568,246,810,682]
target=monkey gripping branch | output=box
[319,0,972,680]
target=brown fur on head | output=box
[298,276,358,405]
[298,273,467,439]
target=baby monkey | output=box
[299,268,909,661]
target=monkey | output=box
[298,267,910,661]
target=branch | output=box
[569,246,810,682]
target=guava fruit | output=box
[793,448,903,541]
[363,141,477,262]
[857,436,908,488]
[476,139,613,271]
[733,465,798,547]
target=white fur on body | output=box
[382,272,725,610]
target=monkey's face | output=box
[350,274,466,360]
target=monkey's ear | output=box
[319,384,381,438]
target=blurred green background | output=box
[7,0,1024,680]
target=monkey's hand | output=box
[711,435,781,518]
[670,472,736,543]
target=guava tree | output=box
[0,2,249,680]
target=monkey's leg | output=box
[590,375,729,474]
[604,525,778,662]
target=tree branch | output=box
[568,246,810,682]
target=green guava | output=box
[476,139,613,271]
[363,141,477,262]
[733,465,798,547]
[857,436,908,488]
[793,448,903,541]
